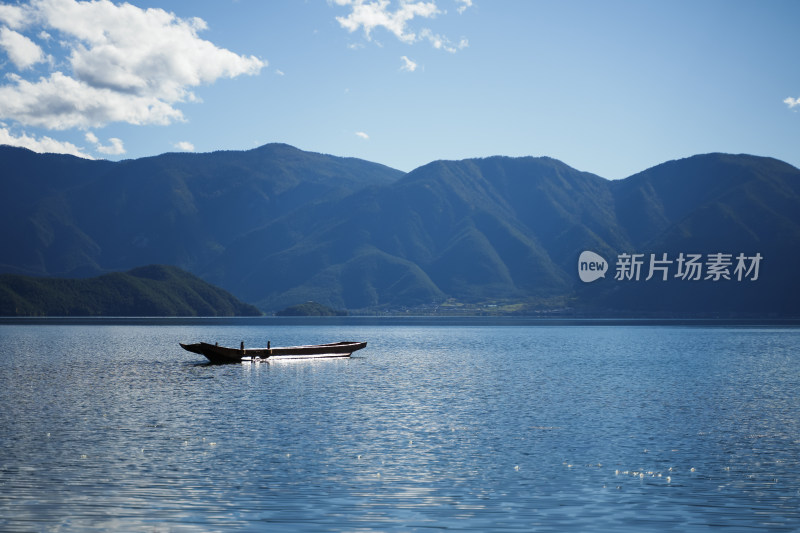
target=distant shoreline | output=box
[2,315,799,327]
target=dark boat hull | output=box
[180,341,367,364]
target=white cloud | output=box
[419,28,467,53]
[335,0,440,43]
[785,97,800,109]
[0,5,29,29]
[97,137,124,155]
[334,0,466,51]
[84,130,125,154]
[456,0,473,14]
[0,126,92,158]
[175,141,195,151]
[0,26,45,68]
[400,55,417,72]
[0,0,266,131]
[355,131,369,140]
[0,71,184,129]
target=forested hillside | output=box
[2,144,799,316]
[0,265,261,316]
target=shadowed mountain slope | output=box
[211,156,627,310]
[209,153,800,315]
[0,143,403,277]
[2,145,799,316]
[0,265,261,316]
[586,154,800,316]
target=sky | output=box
[0,0,798,180]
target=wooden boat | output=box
[180,340,367,364]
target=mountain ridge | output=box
[0,143,404,278]
[2,144,798,316]
[0,264,261,316]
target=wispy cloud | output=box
[333,0,468,52]
[333,0,439,43]
[419,28,467,53]
[785,97,800,109]
[456,0,473,15]
[400,55,417,72]
[0,0,266,154]
[355,131,369,140]
[85,132,125,155]
[175,141,195,151]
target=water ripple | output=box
[1,323,799,530]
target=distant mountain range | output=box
[0,265,260,316]
[2,143,799,317]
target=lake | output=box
[1,318,799,531]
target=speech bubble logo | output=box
[578,251,608,283]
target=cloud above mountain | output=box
[85,131,124,155]
[0,125,90,157]
[333,0,468,52]
[0,0,265,133]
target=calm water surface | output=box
[1,319,799,531]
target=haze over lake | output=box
[2,319,799,531]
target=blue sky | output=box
[0,0,798,179]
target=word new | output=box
[614,252,762,282]
[578,251,608,283]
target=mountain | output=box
[209,153,800,315]
[0,143,404,277]
[0,265,261,316]
[211,156,620,309]
[584,154,800,316]
[2,144,799,317]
